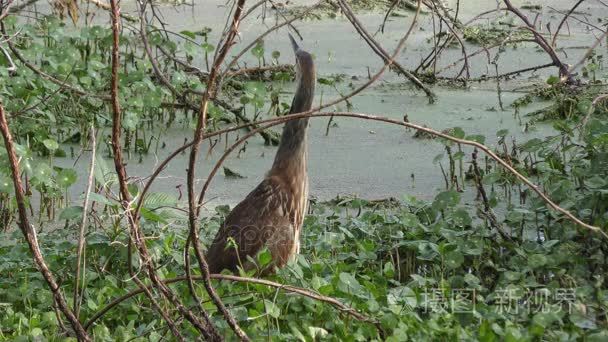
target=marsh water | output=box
[35,0,608,210]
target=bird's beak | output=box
[288,33,300,53]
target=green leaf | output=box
[251,40,264,59]
[546,75,559,85]
[466,134,486,144]
[527,254,547,268]
[57,168,77,188]
[496,129,509,137]
[33,163,53,183]
[338,272,362,293]
[433,153,444,164]
[94,154,117,186]
[308,327,328,339]
[127,184,139,198]
[433,190,460,210]
[224,167,245,179]
[43,139,59,151]
[445,251,464,269]
[59,206,83,221]
[143,192,177,209]
[264,299,280,318]
[383,261,395,277]
[140,207,166,223]
[570,311,597,329]
[183,41,197,56]
[451,127,465,139]
[257,248,272,267]
[87,298,98,311]
[123,111,140,131]
[201,42,214,53]
[179,30,196,39]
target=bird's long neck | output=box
[270,73,315,175]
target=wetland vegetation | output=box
[1,0,608,340]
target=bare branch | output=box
[185,0,251,340]
[73,125,96,318]
[337,0,435,101]
[85,274,385,338]
[503,0,575,83]
[551,0,585,47]
[108,1,214,339]
[0,102,91,340]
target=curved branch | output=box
[502,0,575,83]
[108,1,215,339]
[0,103,91,340]
[84,274,384,336]
[551,0,585,47]
[337,0,435,101]
[185,0,251,340]
[73,125,96,318]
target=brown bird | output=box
[206,34,315,274]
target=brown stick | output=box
[73,125,96,318]
[107,1,214,339]
[0,103,91,340]
[0,0,15,22]
[503,0,575,83]
[84,274,384,336]
[185,0,251,340]
[208,110,608,238]
[551,0,585,47]
[337,0,435,101]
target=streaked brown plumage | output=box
[206,35,315,274]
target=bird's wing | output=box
[206,176,296,273]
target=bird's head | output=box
[288,33,315,111]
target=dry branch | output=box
[107,1,217,339]
[551,0,585,47]
[503,0,575,83]
[337,0,435,101]
[202,110,608,239]
[84,274,384,337]
[185,0,251,340]
[0,103,91,340]
[73,125,96,318]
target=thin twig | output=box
[337,0,435,101]
[0,103,91,340]
[578,93,608,134]
[108,1,205,340]
[74,125,96,318]
[566,29,608,75]
[221,0,323,84]
[551,0,585,47]
[185,0,251,340]
[503,0,575,83]
[471,149,511,240]
[136,109,608,239]
[0,0,15,21]
[0,45,15,72]
[84,274,384,337]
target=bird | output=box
[206,34,315,274]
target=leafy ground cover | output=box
[1,1,608,341]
